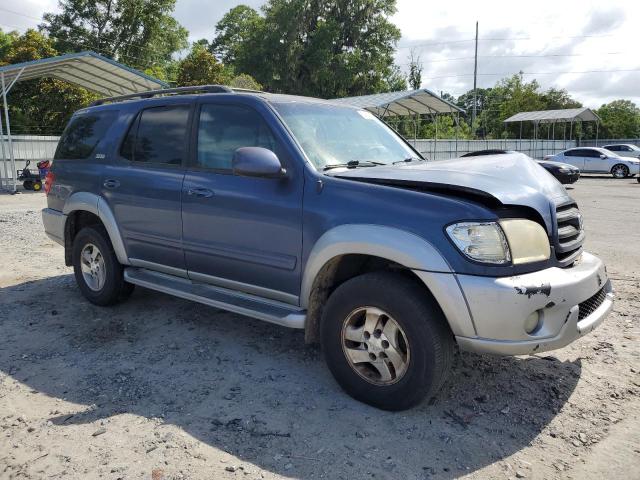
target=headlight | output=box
[447,219,551,265]
[446,222,510,264]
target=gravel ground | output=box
[1,176,639,480]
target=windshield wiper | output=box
[392,157,424,165]
[322,160,385,171]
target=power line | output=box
[422,68,640,81]
[0,7,41,22]
[397,33,616,49]
[397,51,631,66]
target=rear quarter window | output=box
[54,110,118,160]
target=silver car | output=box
[601,143,640,159]
[545,147,640,178]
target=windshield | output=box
[272,101,420,169]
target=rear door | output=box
[562,149,586,169]
[101,103,192,274]
[181,99,304,303]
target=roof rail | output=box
[90,84,234,106]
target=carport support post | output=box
[1,72,17,193]
[0,110,7,190]
[454,112,459,158]
[519,121,523,152]
[595,120,599,146]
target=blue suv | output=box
[42,86,613,410]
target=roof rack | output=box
[90,84,234,106]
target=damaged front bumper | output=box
[455,251,613,356]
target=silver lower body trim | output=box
[124,267,306,329]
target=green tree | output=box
[176,45,231,87]
[0,29,19,60]
[210,5,263,65]
[40,0,188,71]
[596,100,640,138]
[229,73,262,90]
[1,30,96,134]
[212,0,404,98]
[407,49,422,90]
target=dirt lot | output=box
[1,176,639,480]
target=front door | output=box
[101,103,192,273]
[584,149,609,172]
[181,100,304,303]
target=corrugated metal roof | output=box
[504,107,600,123]
[0,51,168,96]
[331,89,465,116]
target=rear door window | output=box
[54,110,118,160]
[121,105,191,165]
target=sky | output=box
[2,0,639,107]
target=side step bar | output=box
[124,267,306,329]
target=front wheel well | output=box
[64,210,105,266]
[304,254,445,344]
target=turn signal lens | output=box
[44,171,55,195]
[500,219,551,265]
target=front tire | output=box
[321,272,454,411]
[72,226,134,306]
[611,164,629,178]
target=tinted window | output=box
[585,149,602,158]
[120,114,139,161]
[123,105,190,165]
[196,104,277,170]
[605,145,620,151]
[55,111,118,160]
[564,150,578,157]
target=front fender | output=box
[300,224,476,337]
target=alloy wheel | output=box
[341,306,410,385]
[80,243,106,291]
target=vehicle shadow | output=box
[579,174,638,182]
[0,275,581,479]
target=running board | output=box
[124,267,306,329]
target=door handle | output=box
[103,179,120,189]
[187,187,214,198]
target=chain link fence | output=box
[2,135,639,181]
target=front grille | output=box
[578,286,608,320]
[555,202,584,266]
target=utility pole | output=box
[472,21,478,136]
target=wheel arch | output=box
[301,225,474,343]
[63,192,129,266]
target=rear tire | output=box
[23,180,33,190]
[611,164,629,178]
[321,271,454,411]
[72,226,134,306]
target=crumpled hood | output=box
[333,153,572,231]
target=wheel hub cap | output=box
[80,243,106,291]
[341,307,410,385]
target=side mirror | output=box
[232,147,286,179]
[600,154,607,159]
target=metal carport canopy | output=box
[330,88,465,117]
[1,51,168,192]
[504,107,600,123]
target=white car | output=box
[544,147,640,178]
[602,144,640,159]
